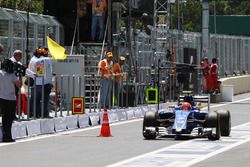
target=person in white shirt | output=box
[28,48,53,118]
[9,50,24,120]
[10,50,22,64]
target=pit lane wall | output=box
[0,104,164,142]
[219,74,250,95]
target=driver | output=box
[182,102,191,111]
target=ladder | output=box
[78,43,107,111]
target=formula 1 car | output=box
[143,92,231,140]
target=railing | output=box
[8,68,203,122]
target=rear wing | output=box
[178,94,210,111]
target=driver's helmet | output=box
[184,95,195,106]
[181,102,191,111]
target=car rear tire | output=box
[143,111,157,139]
[216,110,231,136]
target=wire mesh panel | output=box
[19,11,37,53]
[0,7,63,63]
[31,13,48,47]
[0,9,10,37]
[42,15,62,43]
[0,8,11,58]
[7,10,25,56]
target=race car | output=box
[143,92,231,140]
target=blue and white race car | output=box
[143,92,231,140]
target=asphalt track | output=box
[0,93,250,167]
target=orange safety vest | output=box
[99,59,113,76]
[112,63,122,81]
[92,0,107,16]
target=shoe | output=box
[2,138,15,143]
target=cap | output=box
[119,56,126,61]
[107,51,113,57]
[34,48,43,54]
[41,48,49,55]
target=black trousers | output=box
[0,98,15,140]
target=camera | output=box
[13,62,26,77]
[1,59,26,76]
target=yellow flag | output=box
[47,36,67,60]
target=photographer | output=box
[0,59,22,142]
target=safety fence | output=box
[0,7,63,63]
[135,30,250,79]
[2,67,201,124]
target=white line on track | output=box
[106,122,250,167]
[184,136,250,167]
[0,118,142,147]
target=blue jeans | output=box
[100,78,112,108]
[91,15,105,41]
[30,85,50,118]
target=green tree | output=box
[172,0,201,32]
[0,0,43,13]
[138,0,250,32]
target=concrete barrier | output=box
[117,109,127,121]
[66,115,79,130]
[221,85,234,102]
[126,109,135,120]
[12,122,27,139]
[88,113,100,126]
[134,107,143,118]
[54,117,67,132]
[219,75,250,95]
[40,119,55,134]
[26,120,41,137]
[148,104,157,112]
[109,110,119,123]
[140,106,148,116]
[78,114,90,128]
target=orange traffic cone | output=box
[99,107,112,137]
